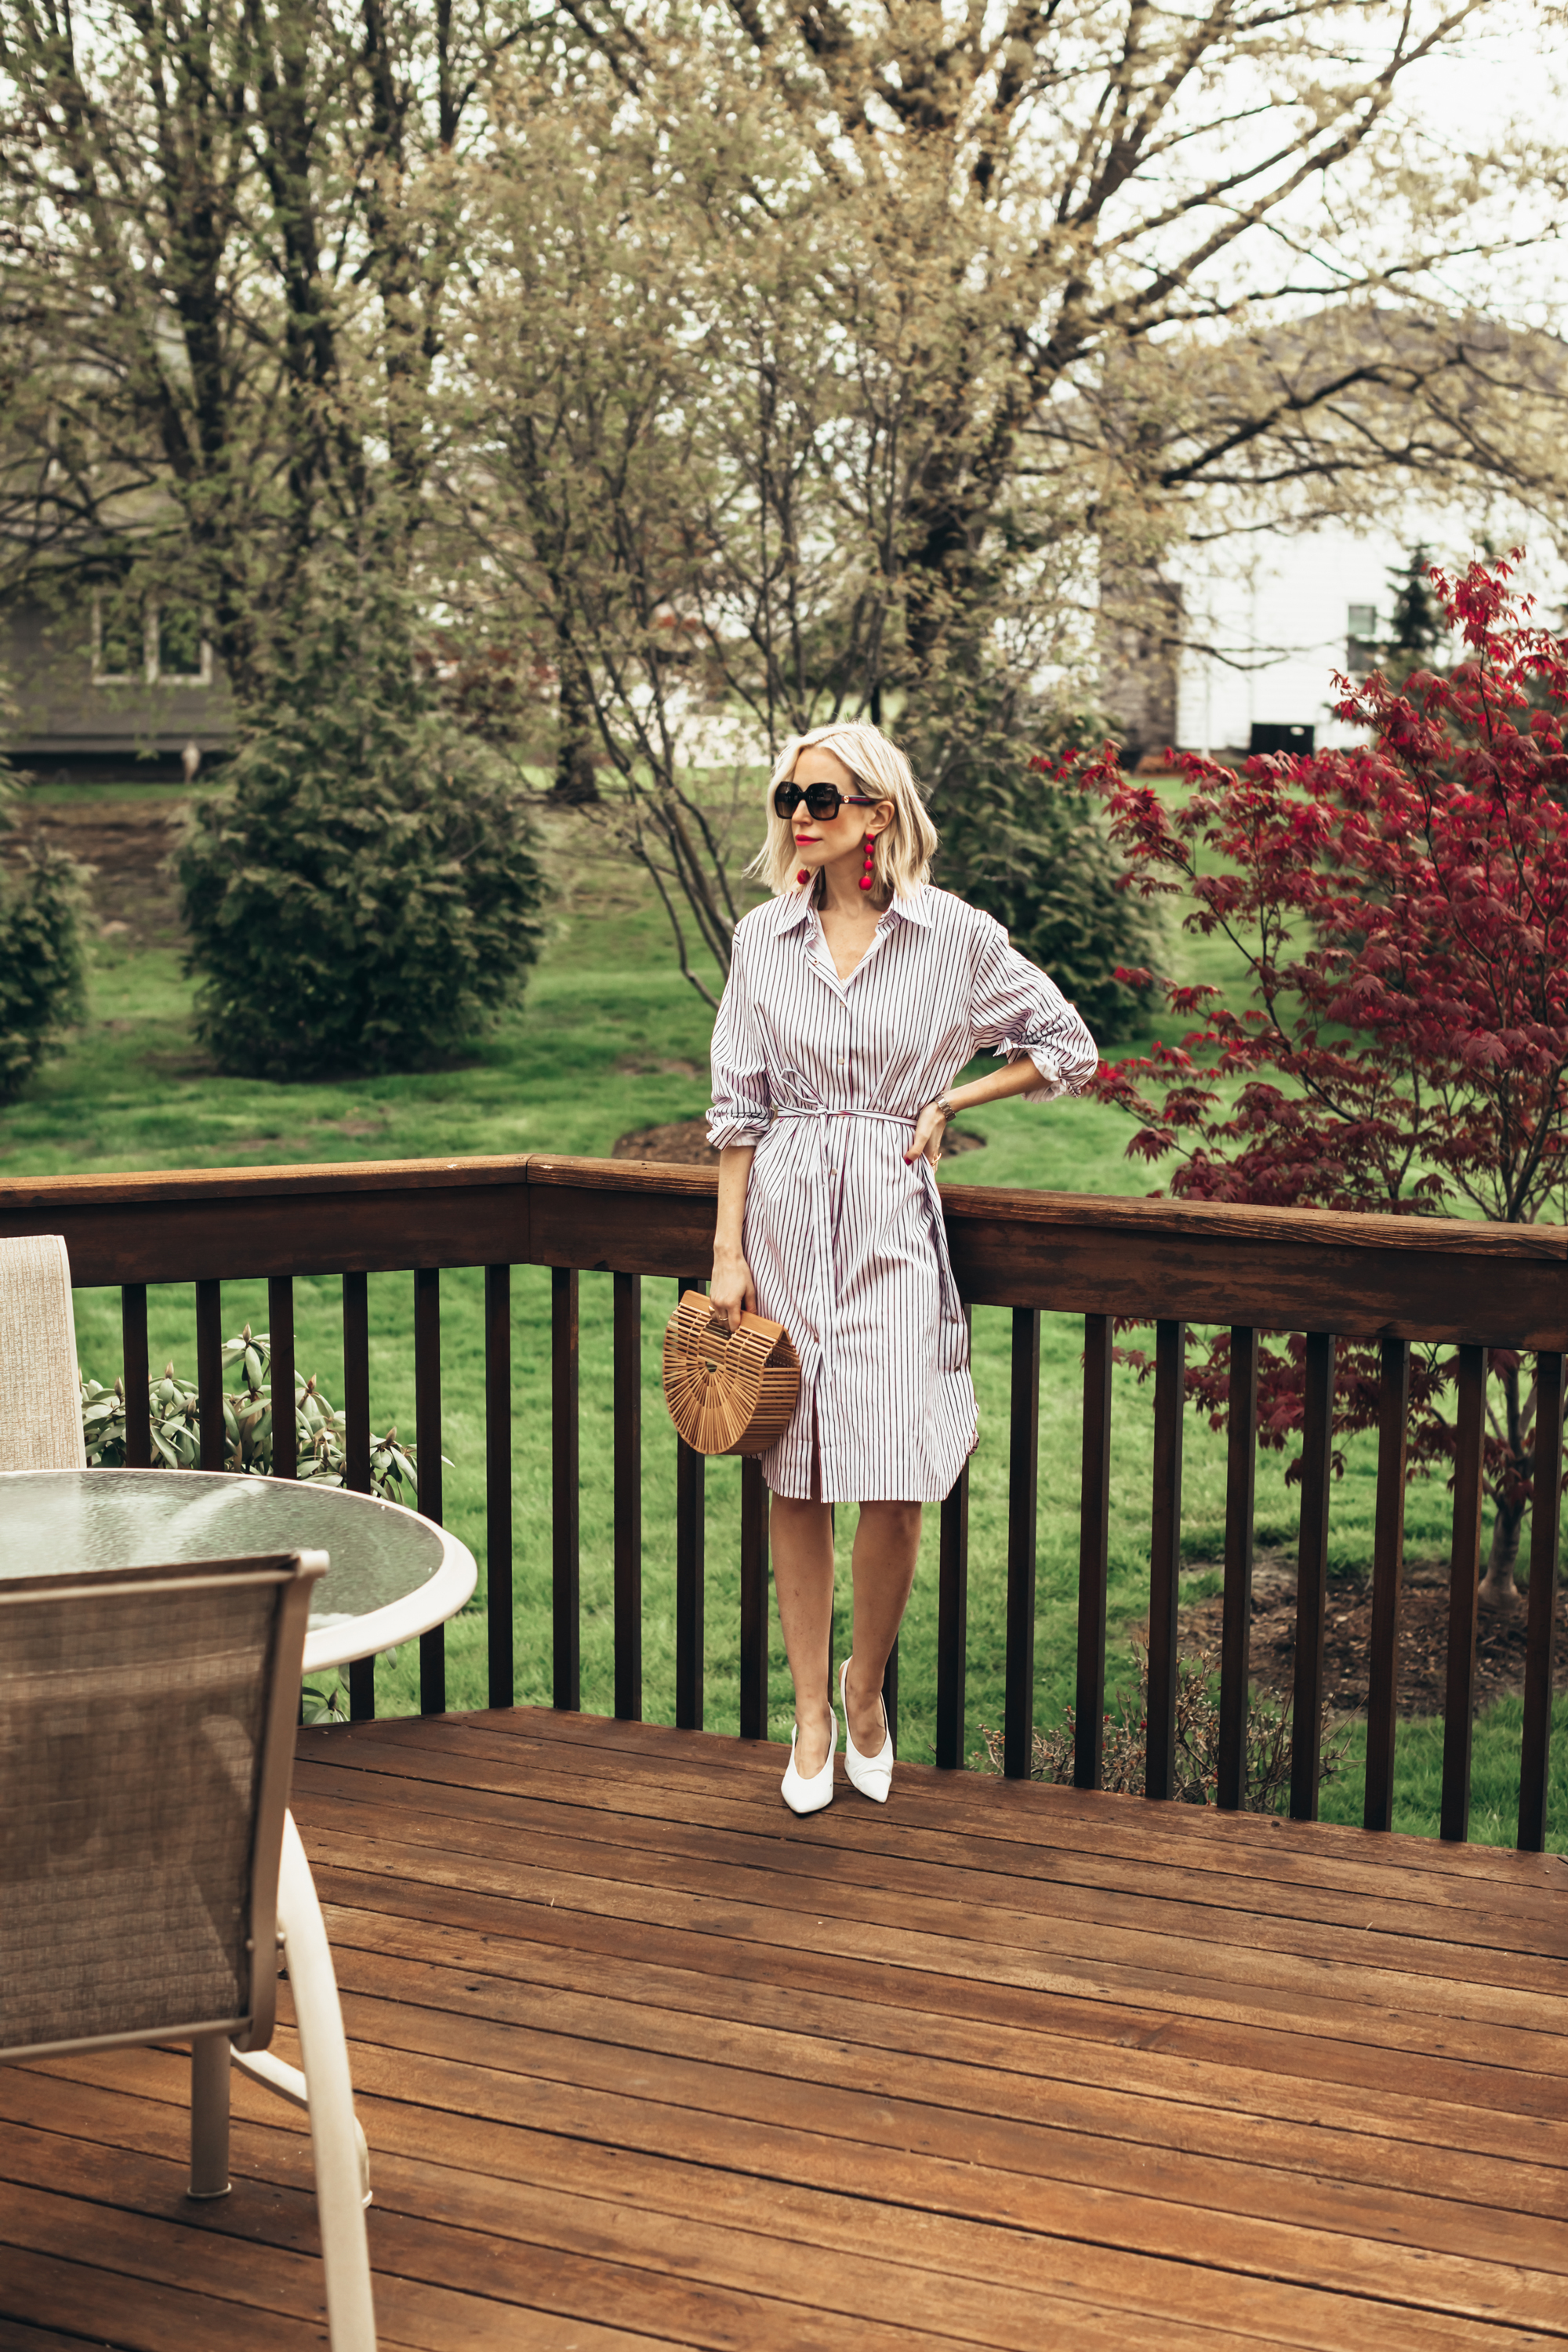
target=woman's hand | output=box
[712,1143,758,1330]
[710,1243,757,1332]
[905,1096,951,1170]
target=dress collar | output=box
[771,881,932,935]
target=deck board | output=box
[2,1707,1565,2350]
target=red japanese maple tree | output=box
[1076,554,1568,1606]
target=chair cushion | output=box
[0,1233,86,1472]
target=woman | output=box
[707,722,1097,1813]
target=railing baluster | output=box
[120,1283,151,1468]
[1145,1319,1185,1801]
[935,1450,971,1769]
[485,1263,514,1711]
[612,1269,642,1722]
[739,1454,768,1739]
[341,1273,371,1487]
[1074,1313,1113,1791]
[1004,1307,1041,1780]
[342,1271,373,1720]
[1218,1325,1259,1811]
[1289,1330,1336,1821]
[195,1278,223,1472]
[267,1276,296,1479]
[552,1268,581,1712]
[675,1278,706,1732]
[414,1266,445,1716]
[1441,1344,1487,1842]
[1519,1349,1565,1853]
[1363,1336,1410,1832]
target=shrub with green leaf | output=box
[982,1639,1352,1811]
[918,688,1157,1044]
[0,840,88,1101]
[81,1324,428,1502]
[178,662,547,1080]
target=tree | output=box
[0,0,558,1073]
[1084,554,1568,1607]
[445,78,756,996]
[0,0,555,695]
[450,5,1566,996]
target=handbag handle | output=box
[699,1308,764,1372]
[701,1305,784,1352]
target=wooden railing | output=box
[2,1155,1563,1849]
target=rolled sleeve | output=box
[971,927,1098,1102]
[706,941,772,1148]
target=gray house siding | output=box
[2,597,234,773]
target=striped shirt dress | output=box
[706,884,1098,1503]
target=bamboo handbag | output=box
[662,1293,800,1457]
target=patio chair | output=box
[0,1550,376,2350]
[0,1230,85,1471]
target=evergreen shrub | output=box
[922,695,1158,1044]
[179,677,547,1078]
[0,843,87,1100]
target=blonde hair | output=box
[748,722,938,902]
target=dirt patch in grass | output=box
[615,1054,708,1081]
[1175,1548,1568,1718]
[612,1118,720,1165]
[8,797,187,948]
[140,1047,220,1079]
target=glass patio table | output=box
[0,1468,477,1674]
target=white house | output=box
[1161,521,1564,761]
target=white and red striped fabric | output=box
[707,884,1098,1502]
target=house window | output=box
[91,593,211,687]
[1346,603,1378,675]
[92,590,147,684]
[152,602,211,685]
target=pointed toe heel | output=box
[839,1657,894,1802]
[780,1705,837,1817]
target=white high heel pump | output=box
[840,1657,894,1802]
[780,1700,837,1816]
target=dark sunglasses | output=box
[774,781,880,822]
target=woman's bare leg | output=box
[843,1501,921,1755]
[771,1495,837,1774]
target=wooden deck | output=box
[2,1707,1566,2351]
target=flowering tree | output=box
[1081,556,1568,1608]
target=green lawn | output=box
[9,783,1564,1846]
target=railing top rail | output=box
[947,1185,1567,1261]
[0,1154,535,1210]
[2,1152,1565,1341]
[3,1149,1565,1258]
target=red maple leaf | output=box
[1082,554,1568,1606]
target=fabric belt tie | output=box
[774,1107,914,1127]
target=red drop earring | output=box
[797,868,810,884]
[859,835,877,893]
